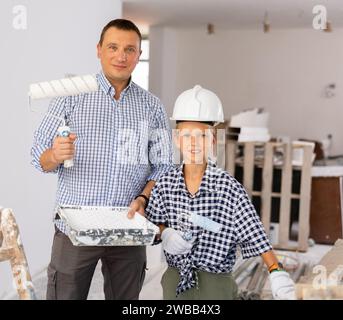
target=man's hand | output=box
[51,133,77,165]
[40,133,77,172]
[161,228,194,255]
[269,270,296,300]
[127,181,155,219]
[127,197,146,219]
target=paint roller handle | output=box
[57,126,74,168]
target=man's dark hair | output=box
[99,19,142,46]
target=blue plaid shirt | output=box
[146,160,272,296]
[31,72,173,233]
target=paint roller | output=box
[28,74,99,168]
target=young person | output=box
[146,85,295,300]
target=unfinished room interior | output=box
[0,0,342,301]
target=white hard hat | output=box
[170,85,224,123]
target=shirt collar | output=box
[97,71,133,97]
[175,158,218,195]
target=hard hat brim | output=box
[170,117,224,123]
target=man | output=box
[31,19,172,300]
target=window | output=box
[132,38,149,90]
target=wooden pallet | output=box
[0,207,36,299]
[225,141,313,252]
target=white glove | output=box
[161,228,194,255]
[269,270,296,300]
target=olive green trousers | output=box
[161,267,238,300]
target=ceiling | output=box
[123,0,343,32]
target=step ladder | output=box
[0,207,36,300]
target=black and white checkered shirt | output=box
[146,159,272,296]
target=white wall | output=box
[149,26,343,156]
[0,0,122,298]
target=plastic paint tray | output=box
[57,206,159,246]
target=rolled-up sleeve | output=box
[234,189,273,259]
[145,182,168,226]
[30,97,68,173]
[147,100,173,181]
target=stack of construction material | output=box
[233,251,312,300]
[228,108,270,143]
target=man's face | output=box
[97,27,141,85]
[174,122,215,165]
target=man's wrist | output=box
[134,194,149,209]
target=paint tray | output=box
[57,206,159,246]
